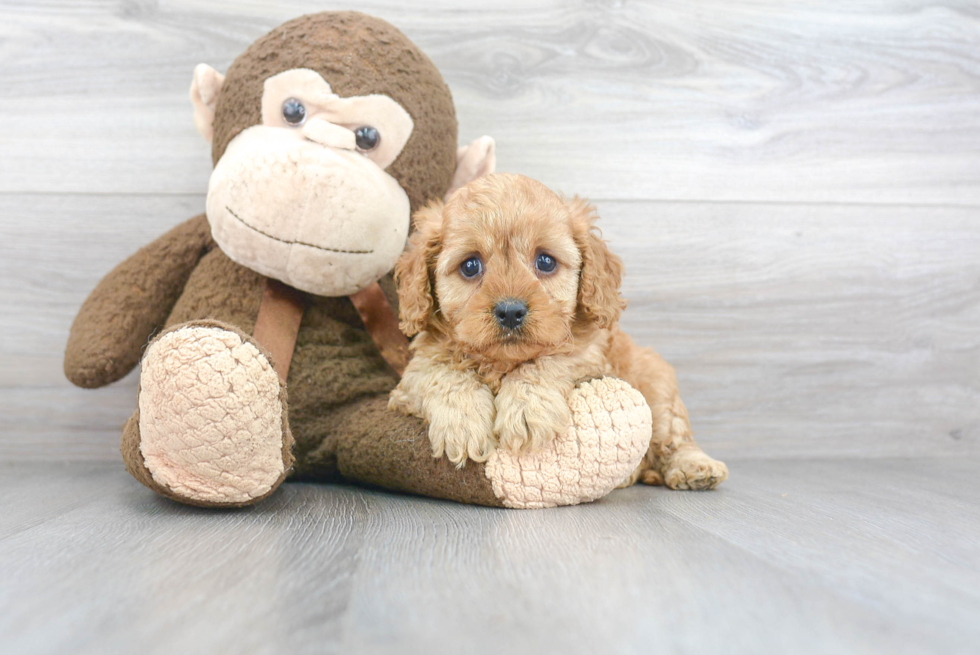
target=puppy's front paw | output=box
[494,385,571,455]
[388,385,420,417]
[426,389,497,467]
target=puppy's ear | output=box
[395,202,444,336]
[568,197,626,329]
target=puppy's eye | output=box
[354,126,381,151]
[282,98,307,126]
[459,256,483,279]
[535,252,557,274]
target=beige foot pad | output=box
[484,378,652,509]
[139,325,285,504]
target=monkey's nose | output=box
[302,118,356,150]
[493,300,528,330]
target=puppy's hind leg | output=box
[612,333,728,490]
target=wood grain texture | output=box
[1,458,977,654]
[2,194,976,460]
[0,1,977,202]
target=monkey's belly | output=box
[288,323,399,415]
[286,326,400,472]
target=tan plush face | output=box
[190,12,498,298]
[434,175,583,363]
[206,69,414,296]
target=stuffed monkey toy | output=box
[64,12,677,510]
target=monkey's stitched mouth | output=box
[225,206,374,255]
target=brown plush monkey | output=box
[64,12,658,509]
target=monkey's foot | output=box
[137,323,291,506]
[485,378,652,509]
[662,449,728,490]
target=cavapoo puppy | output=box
[389,173,727,490]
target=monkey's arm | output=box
[64,214,214,388]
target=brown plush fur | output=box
[391,174,728,488]
[212,11,457,213]
[63,12,480,507]
[64,217,215,389]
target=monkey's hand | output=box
[65,215,213,389]
[494,379,572,455]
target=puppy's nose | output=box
[494,299,528,330]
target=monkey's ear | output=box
[445,136,496,201]
[395,202,444,336]
[189,64,226,144]
[568,197,626,329]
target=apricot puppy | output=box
[389,173,727,490]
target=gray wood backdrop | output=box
[1,0,978,462]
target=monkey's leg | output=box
[296,377,652,509]
[122,320,294,507]
[616,340,728,491]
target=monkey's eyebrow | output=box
[225,206,374,254]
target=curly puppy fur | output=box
[389,173,727,489]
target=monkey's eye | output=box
[282,98,307,126]
[459,256,483,279]
[354,126,381,151]
[535,252,558,274]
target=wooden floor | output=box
[2,458,978,655]
[1,1,979,653]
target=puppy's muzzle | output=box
[493,299,528,330]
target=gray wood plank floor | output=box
[2,458,978,655]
